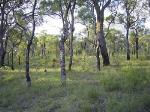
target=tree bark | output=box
[60,39,66,84]
[97,12,110,65]
[59,0,72,84]
[91,4,100,70]
[7,52,9,66]
[25,0,37,87]
[0,2,5,67]
[11,43,14,70]
[68,0,76,71]
[0,0,8,67]
[18,56,21,65]
[0,46,5,66]
[96,45,100,70]
[126,28,130,60]
[25,46,31,87]
[93,0,110,66]
[135,37,138,59]
[68,37,73,71]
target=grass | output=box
[0,55,150,112]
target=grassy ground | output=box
[0,56,150,112]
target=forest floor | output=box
[0,56,150,112]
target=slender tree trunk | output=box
[135,37,138,59]
[0,3,5,67]
[25,46,31,87]
[0,47,5,66]
[68,1,76,71]
[0,36,5,66]
[60,39,66,84]
[126,28,130,60]
[25,0,37,87]
[11,44,14,70]
[59,0,72,85]
[18,56,21,65]
[7,52,9,65]
[68,37,73,71]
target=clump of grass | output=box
[101,72,123,91]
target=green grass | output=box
[0,56,150,112]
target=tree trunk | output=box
[92,5,100,70]
[97,16,110,65]
[98,32,110,65]
[92,0,111,66]
[0,36,5,66]
[7,52,9,66]
[25,46,31,87]
[0,3,5,67]
[126,28,130,60]
[68,36,73,71]
[24,0,37,87]
[11,44,14,70]
[60,39,66,85]
[18,56,21,65]
[59,0,72,84]
[0,46,5,67]
[96,45,100,70]
[68,1,76,71]
[135,37,138,59]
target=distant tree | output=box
[7,28,23,70]
[118,0,143,60]
[107,28,125,56]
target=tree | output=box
[92,0,111,66]
[107,28,125,56]
[0,0,21,66]
[25,0,37,87]
[40,0,76,83]
[118,0,143,60]
[68,0,76,71]
[13,0,38,86]
[7,28,23,70]
[77,0,100,70]
[59,0,73,84]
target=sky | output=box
[35,12,150,36]
[35,16,86,36]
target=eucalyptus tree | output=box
[131,24,145,59]
[0,0,22,66]
[107,28,125,56]
[13,0,38,86]
[91,0,112,66]
[68,0,76,71]
[118,0,144,60]
[40,0,76,83]
[59,0,74,84]
[7,28,23,70]
[78,0,118,69]
[25,0,37,87]
[77,0,100,69]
